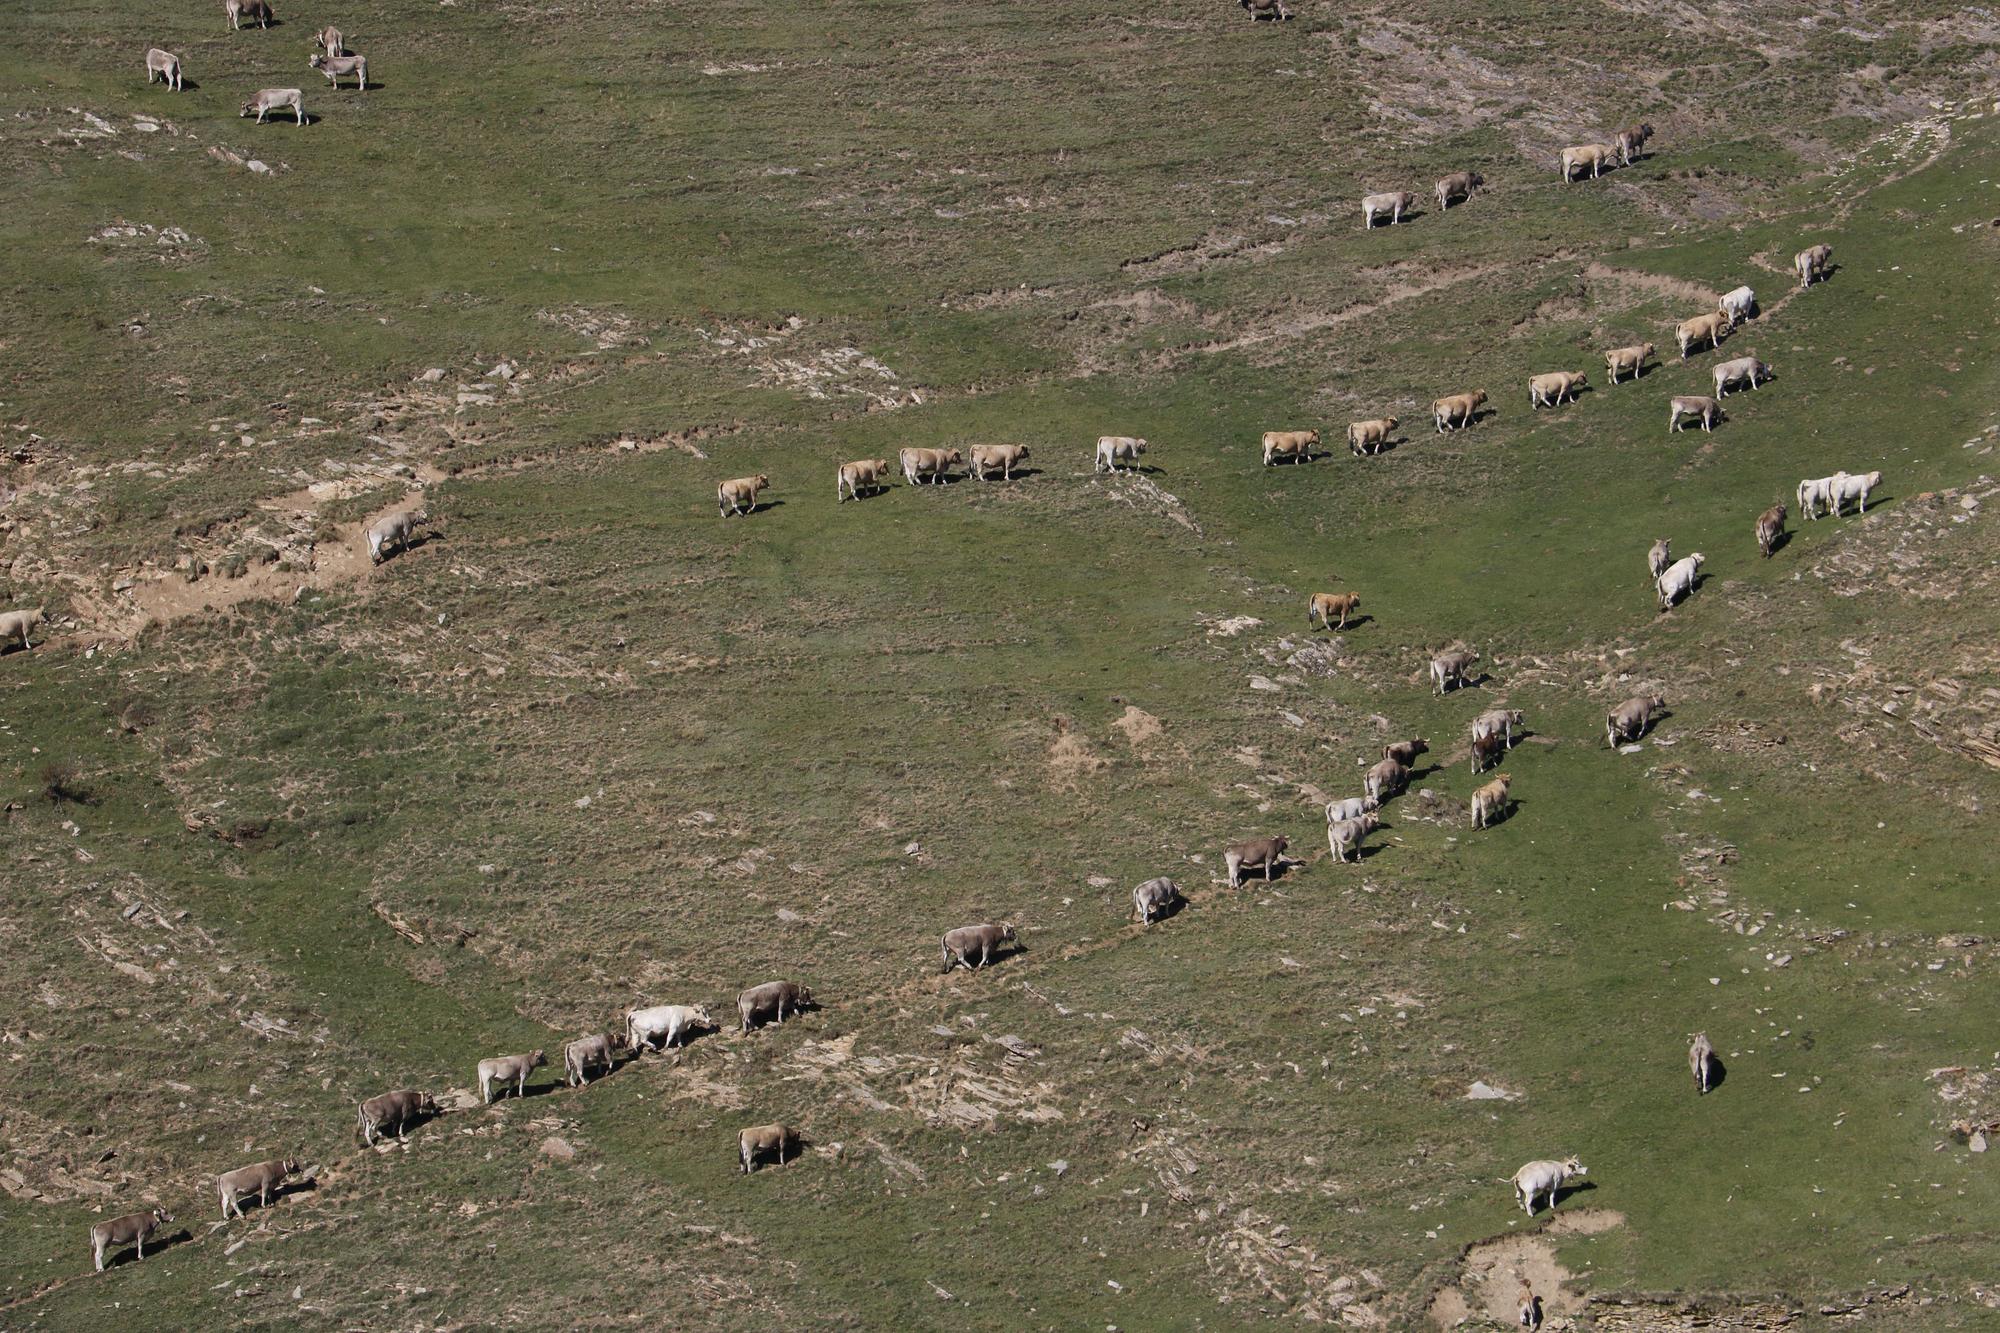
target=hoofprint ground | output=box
[3,1,2000,1327]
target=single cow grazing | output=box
[1361,191,1417,228]
[1470,731,1506,774]
[1827,470,1882,516]
[1646,538,1671,582]
[740,1123,800,1173]
[941,922,1017,972]
[1655,552,1705,611]
[1383,738,1428,768]
[1797,472,1844,520]
[310,53,367,90]
[477,1050,546,1104]
[357,1089,438,1146]
[1307,592,1361,631]
[0,608,45,652]
[1224,835,1288,888]
[1471,709,1524,749]
[967,443,1030,481]
[899,447,961,486]
[1435,170,1483,211]
[1560,144,1615,181]
[1511,1157,1585,1215]
[145,48,183,90]
[1327,813,1379,863]
[1095,435,1147,472]
[1469,773,1512,828]
[1346,417,1397,456]
[563,1032,625,1086]
[1614,122,1653,163]
[1261,429,1318,465]
[314,23,343,54]
[1430,649,1479,695]
[1528,370,1586,409]
[717,473,771,516]
[1690,1032,1716,1094]
[738,980,813,1032]
[1667,395,1721,433]
[366,509,425,563]
[1432,390,1487,433]
[241,87,304,124]
[1795,243,1833,289]
[1605,693,1667,746]
[90,1208,172,1272]
[1132,876,1182,925]
[1756,502,1787,558]
[1364,757,1410,806]
[217,1158,300,1219]
[226,0,273,29]
[1675,311,1728,361]
[1325,795,1376,824]
[1712,355,1771,398]
[837,458,891,502]
[1604,342,1653,384]
[627,1004,713,1053]
[1717,285,1755,327]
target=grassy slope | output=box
[3,0,1999,1327]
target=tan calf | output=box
[217,1158,300,1219]
[1604,342,1654,384]
[1675,311,1728,360]
[1469,773,1512,828]
[1346,417,1397,456]
[837,458,890,502]
[1261,429,1319,465]
[899,447,961,485]
[1561,144,1615,181]
[717,474,770,516]
[740,1123,800,1173]
[1307,592,1360,631]
[1528,370,1586,409]
[967,443,1030,481]
[1432,391,1487,433]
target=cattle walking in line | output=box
[1469,773,1512,828]
[718,474,771,515]
[1604,342,1653,384]
[1325,796,1376,825]
[1094,436,1147,472]
[1224,836,1287,888]
[241,88,304,124]
[1346,417,1397,455]
[628,1005,713,1053]
[838,458,890,501]
[1717,285,1755,327]
[967,443,1030,481]
[1435,171,1482,211]
[899,448,961,486]
[90,1209,172,1272]
[1655,553,1704,610]
[145,48,183,90]
[1795,243,1833,289]
[1614,122,1653,164]
[217,1159,300,1219]
[1561,144,1615,180]
[564,1032,625,1085]
[1362,191,1417,228]
[1756,502,1787,557]
[478,1050,546,1104]
[1528,371,1586,409]
[1606,693,1667,746]
[1675,311,1727,360]
[1261,429,1318,465]
[1364,757,1410,806]
[738,981,813,1032]
[739,1123,800,1173]
[1690,1032,1716,1094]
[1382,738,1428,768]
[1326,813,1379,863]
[1797,472,1842,520]
[1432,391,1487,433]
[357,1090,438,1146]
[1132,877,1182,925]
[941,922,1017,972]
[1511,1157,1586,1215]
[1307,592,1360,631]
[1667,395,1721,433]
[1712,355,1771,397]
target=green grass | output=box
[4,0,2000,1326]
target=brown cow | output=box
[217,1158,300,1219]
[941,922,1017,972]
[740,1123,801,1172]
[1756,502,1787,558]
[1307,592,1361,631]
[1346,417,1398,456]
[738,980,813,1032]
[90,1208,172,1272]
[1224,835,1288,888]
[717,474,771,516]
[967,443,1030,481]
[1432,391,1487,433]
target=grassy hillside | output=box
[3,0,1999,1327]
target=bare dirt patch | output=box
[1427,1209,1626,1327]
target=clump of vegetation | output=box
[38,759,89,807]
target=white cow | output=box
[1511,1157,1586,1215]
[1655,553,1704,611]
[1711,355,1770,397]
[1827,469,1883,516]
[1324,796,1375,824]
[1095,436,1147,472]
[1797,473,1845,520]
[1717,285,1755,327]
[627,1004,714,1052]
[240,88,304,125]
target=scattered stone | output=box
[1466,1081,1519,1101]
[539,1137,575,1161]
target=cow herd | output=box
[42,0,1907,1291]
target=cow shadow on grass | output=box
[1764,529,1794,557]
[1549,1178,1597,1210]
[970,467,1043,483]
[1139,894,1189,926]
[1106,463,1166,476]
[948,940,1029,973]
[1703,1053,1729,1092]
[732,498,785,516]
[105,1228,195,1269]
[248,112,318,127]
